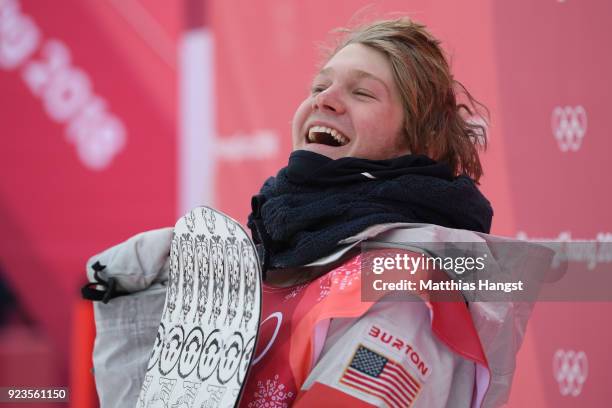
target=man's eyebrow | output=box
[317,67,390,94]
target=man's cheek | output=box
[291,101,311,147]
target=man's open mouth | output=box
[306,125,350,147]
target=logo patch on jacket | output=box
[368,324,430,379]
[339,345,421,408]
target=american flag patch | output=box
[340,345,421,408]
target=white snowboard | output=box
[136,207,262,408]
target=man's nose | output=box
[313,87,346,114]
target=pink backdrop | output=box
[0,0,609,406]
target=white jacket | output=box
[87,224,552,407]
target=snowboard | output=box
[136,206,262,408]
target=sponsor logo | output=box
[553,349,588,397]
[551,106,587,152]
[368,325,429,378]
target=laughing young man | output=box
[87,18,540,408]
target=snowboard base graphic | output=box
[137,207,262,408]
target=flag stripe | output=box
[349,367,411,405]
[344,370,405,407]
[389,367,421,395]
[341,373,402,408]
[340,378,397,408]
[388,360,421,389]
[379,371,416,401]
[344,369,408,407]
[378,367,415,402]
[385,362,420,394]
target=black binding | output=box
[81,261,128,303]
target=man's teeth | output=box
[308,126,349,145]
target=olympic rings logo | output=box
[551,106,587,152]
[552,349,588,397]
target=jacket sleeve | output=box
[297,299,476,408]
[86,227,172,408]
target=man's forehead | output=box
[318,43,393,80]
